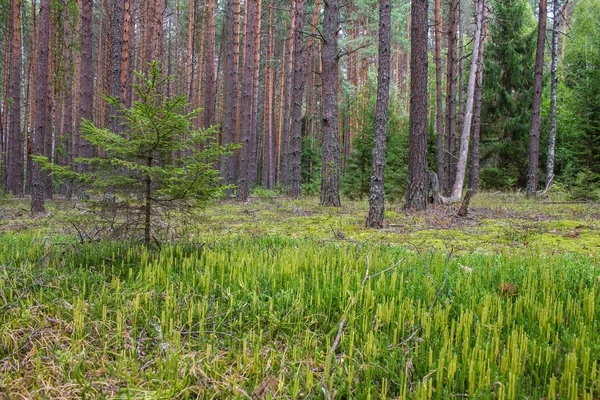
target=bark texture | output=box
[320,0,342,207]
[237,0,257,201]
[526,0,547,197]
[222,0,238,186]
[287,0,305,198]
[8,0,23,196]
[366,0,391,227]
[405,0,429,211]
[444,0,458,193]
[546,0,563,188]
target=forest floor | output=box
[2,191,598,255]
[1,192,599,398]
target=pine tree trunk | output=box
[185,0,196,101]
[468,2,486,194]
[526,0,547,197]
[62,2,74,198]
[281,1,296,187]
[109,0,125,134]
[366,0,392,227]
[444,0,458,193]
[320,0,342,207]
[249,0,261,186]
[405,0,429,211]
[546,0,562,188]
[120,0,131,105]
[262,4,275,189]
[32,0,51,213]
[450,0,484,200]
[222,0,238,187]
[8,0,23,196]
[203,0,216,128]
[434,0,444,187]
[78,0,94,160]
[237,0,257,201]
[287,0,305,198]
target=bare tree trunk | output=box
[237,0,257,201]
[249,0,261,186]
[450,0,484,200]
[546,0,563,188]
[262,4,275,189]
[526,0,547,197]
[366,0,392,227]
[434,0,444,186]
[185,0,196,101]
[120,0,131,105]
[62,2,74,198]
[320,0,342,207]
[468,2,486,194]
[281,2,296,187]
[32,0,51,214]
[8,0,23,196]
[405,0,429,211]
[287,0,305,198]
[222,0,238,187]
[203,0,216,128]
[109,0,125,134]
[444,0,458,193]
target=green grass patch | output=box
[1,233,599,398]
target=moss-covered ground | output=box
[0,192,599,398]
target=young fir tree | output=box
[34,63,234,247]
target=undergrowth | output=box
[1,233,599,398]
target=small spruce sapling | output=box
[34,62,235,247]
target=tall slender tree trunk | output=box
[249,0,261,186]
[281,1,296,187]
[434,0,444,185]
[468,2,486,194]
[109,0,125,134]
[444,0,458,193]
[120,0,131,105]
[204,0,216,128]
[62,2,74,198]
[450,0,484,200]
[32,0,51,213]
[320,0,342,207]
[405,0,429,211]
[185,0,196,101]
[366,0,392,227]
[546,0,562,188]
[237,0,257,201]
[287,0,305,198]
[262,4,275,189]
[222,0,238,187]
[78,0,94,160]
[8,0,23,196]
[526,0,547,197]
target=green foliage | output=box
[342,86,408,202]
[480,166,520,190]
[480,0,536,188]
[1,232,599,398]
[556,0,600,195]
[33,63,233,244]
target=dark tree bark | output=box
[109,0,125,134]
[319,0,342,207]
[62,1,74,198]
[249,0,261,186]
[405,0,429,211]
[546,0,563,188]
[434,0,444,185]
[120,0,132,106]
[526,0,547,197]
[78,0,94,159]
[281,2,296,186]
[287,0,305,198]
[444,0,458,193]
[468,2,486,194]
[32,0,51,213]
[203,0,216,128]
[8,0,23,196]
[366,0,391,227]
[222,0,238,187]
[237,0,257,201]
